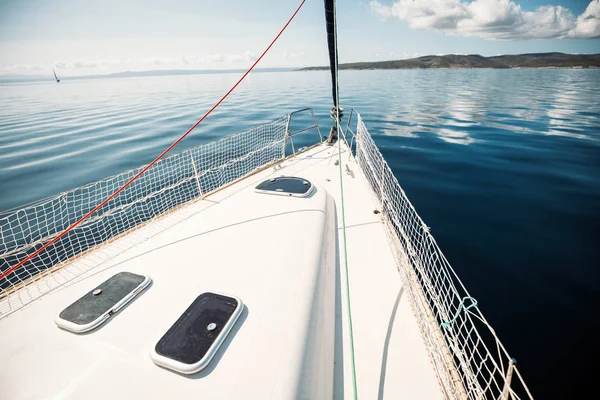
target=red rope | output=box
[0,0,306,282]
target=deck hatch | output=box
[151,292,244,374]
[255,176,314,197]
[56,272,151,333]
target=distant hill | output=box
[0,68,296,83]
[299,53,600,71]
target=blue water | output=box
[1,69,599,398]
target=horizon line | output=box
[2,51,599,81]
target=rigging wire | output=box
[325,0,359,398]
[0,0,307,282]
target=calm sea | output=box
[1,69,599,398]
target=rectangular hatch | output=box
[55,271,151,333]
[255,176,314,197]
[151,292,244,374]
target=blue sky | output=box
[0,0,598,76]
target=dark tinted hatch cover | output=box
[155,292,239,365]
[59,272,146,325]
[255,177,313,195]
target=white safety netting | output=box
[0,116,288,303]
[353,114,532,400]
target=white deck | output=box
[0,142,442,399]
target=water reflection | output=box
[436,128,477,145]
[0,69,599,210]
[546,83,597,141]
[346,69,600,146]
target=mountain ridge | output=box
[299,52,600,71]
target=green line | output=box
[332,0,358,397]
[337,123,358,400]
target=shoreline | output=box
[298,65,600,71]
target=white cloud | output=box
[144,57,170,66]
[281,51,305,59]
[227,54,245,62]
[44,53,258,72]
[180,56,206,65]
[72,60,98,68]
[1,48,300,75]
[54,59,125,69]
[0,64,42,73]
[389,51,424,58]
[571,0,600,38]
[370,0,600,39]
[207,54,225,62]
[228,51,258,62]
[244,51,257,61]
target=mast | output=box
[324,0,342,144]
[324,0,339,111]
[53,68,60,83]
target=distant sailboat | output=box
[52,68,60,83]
